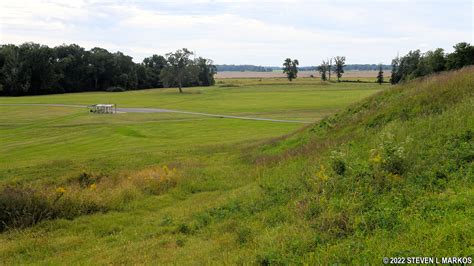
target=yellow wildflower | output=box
[56,187,66,194]
[316,164,329,181]
[89,183,97,190]
[369,152,382,164]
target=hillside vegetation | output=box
[252,66,474,263]
[0,68,472,263]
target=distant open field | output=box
[215,70,390,79]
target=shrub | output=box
[379,135,409,175]
[0,185,108,232]
[369,134,410,185]
[0,165,181,232]
[330,151,346,176]
[75,172,103,188]
[177,223,191,234]
[0,186,53,231]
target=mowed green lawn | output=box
[0,78,383,120]
[0,79,384,184]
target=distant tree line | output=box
[216,64,391,72]
[215,65,274,72]
[390,42,474,84]
[0,43,216,96]
[300,64,391,71]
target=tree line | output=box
[299,64,391,71]
[215,65,274,72]
[283,56,348,82]
[390,42,473,84]
[317,56,346,82]
[216,64,391,72]
[0,43,216,95]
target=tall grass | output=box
[0,166,180,231]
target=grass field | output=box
[0,69,472,264]
[0,79,383,185]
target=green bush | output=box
[330,151,346,176]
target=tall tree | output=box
[318,60,329,81]
[399,50,421,80]
[376,64,384,85]
[334,56,346,82]
[54,44,90,92]
[20,43,57,94]
[446,42,474,70]
[88,47,114,90]
[142,54,167,88]
[160,48,194,93]
[327,57,333,81]
[282,58,299,81]
[390,55,401,84]
[0,45,28,95]
[424,48,446,73]
[195,57,217,86]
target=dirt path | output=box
[0,103,313,124]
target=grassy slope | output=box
[252,67,474,263]
[0,69,472,264]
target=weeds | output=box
[0,165,180,231]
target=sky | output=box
[0,0,473,65]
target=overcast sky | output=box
[0,0,472,65]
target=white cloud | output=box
[0,0,472,65]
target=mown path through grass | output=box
[0,103,313,124]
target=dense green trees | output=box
[283,58,299,81]
[158,49,217,93]
[195,57,217,87]
[0,43,216,96]
[390,42,473,84]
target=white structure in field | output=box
[89,104,116,114]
